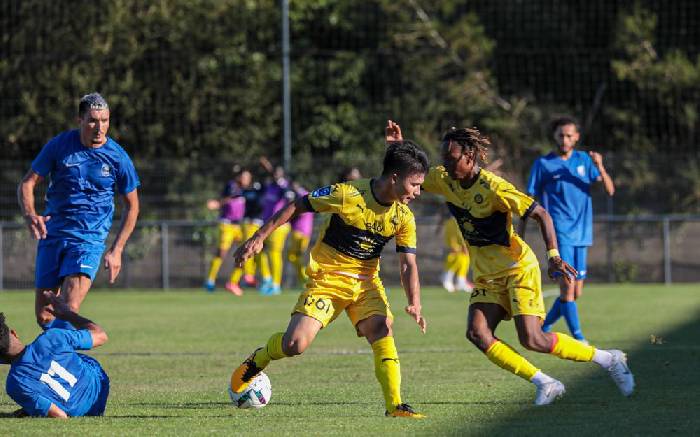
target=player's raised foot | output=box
[385,403,426,419]
[204,280,215,292]
[534,380,566,406]
[242,274,258,288]
[225,281,243,296]
[605,349,635,396]
[230,348,265,393]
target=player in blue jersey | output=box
[1,293,109,418]
[520,117,615,342]
[17,93,140,328]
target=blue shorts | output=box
[79,354,110,416]
[555,244,588,280]
[35,240,105,288]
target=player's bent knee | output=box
[282,337,308,356]
[466,328,490,350]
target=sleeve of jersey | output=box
[395,212,417,254]
[116,153,141,195]
[61,329,94,351]
[496,180,537,219]
[525,160,541,197]
[9,389,52,417]
[306,184,344,213]
[30,137,58,177]
[421,167,447,195]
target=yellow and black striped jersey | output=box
[303,178,417,277]
[423,167,539,280]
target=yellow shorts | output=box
[242,220,261,240]
[470,265,545,320]
[292,271,393,335]
[218,223,243,251]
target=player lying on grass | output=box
[230,141,429,418]
[1,292,110,418]
[387,120,634,406]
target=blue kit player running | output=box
[1,293,110,418]
[520,117,615,342]
[18,93,140,328]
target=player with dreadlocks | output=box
[386,121,634,406]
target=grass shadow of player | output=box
[431,309,700,436]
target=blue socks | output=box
[542,298,562,333]
[543,299,585,341]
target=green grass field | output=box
[1,284,699,436]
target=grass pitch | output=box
[1,284,699,436]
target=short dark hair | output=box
[382,140,429,177]
[78,92,109,117]
[550,116,579,134]
[441,127,490,163]
[0,313,9,357]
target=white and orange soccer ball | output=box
[228,372,272,409]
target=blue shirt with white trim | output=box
[526,150,600,246]
[5,328,102,417]
[31,129,140,244]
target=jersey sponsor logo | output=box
[311,185,332,198]
[577,165,586,177]
[101,163,111,177]
[446,202,510,247]
[322,214,392,260]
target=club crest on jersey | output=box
[474,194,484,204]
[101,163,111,177]
[577,165,585,177]
[311,186,332,198]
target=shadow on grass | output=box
[431,310,700,436]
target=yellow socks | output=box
[549,332,595,362]
[372,336,402,411]
[207,257,223,282]
[229,267,243,285]
[486,340,539,381]
[253,332,288,368]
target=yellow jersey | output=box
[304,179,417,278]
[423,167,539,280]
[444,217,466,252]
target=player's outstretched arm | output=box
[398,252,427,333]
[104,189,140,284]
[589,151,615,196]
[233,196,312,267]
[17,170,50,240]
[526,204,578,282]
[43,292,108,348]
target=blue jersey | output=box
[526,150,600,246]
[31,129,140,244]
[5,328,105,417]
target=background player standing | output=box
[520,116,615,343]
[204,168,251,295]
[287,182,313,287]
[229,141,429,418]
[18,93,140,328]
[388,121,632,406]
[1,293,110,418]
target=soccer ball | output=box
[228,372,272,409]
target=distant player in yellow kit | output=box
[230,141,429,418]
[387,120,634,406]
[441,215,473,293]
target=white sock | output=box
[530,371,556,387]
[592,349,613,369]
